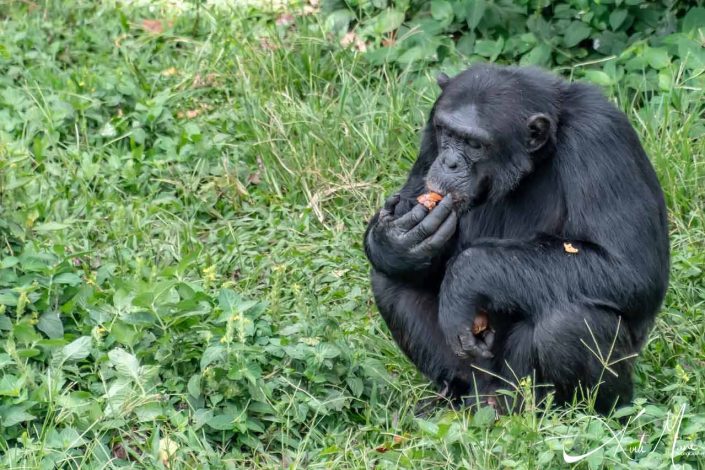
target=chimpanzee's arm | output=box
[371,270,476,393]
[438,237,663,358]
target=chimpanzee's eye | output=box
[465,138,481,149]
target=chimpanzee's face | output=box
[425,69,553,211]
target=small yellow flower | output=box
[25,212,38,229]
[675,364,690,383]
[92,325,107,341]
[17,291,29,316]
[301,337,320,346]
[202,265,217,282]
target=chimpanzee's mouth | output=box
[424,179,447,196]
[425,179,472,212]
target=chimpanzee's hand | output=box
[365,193,457,276]
[439,308,495,359]
[457,327,495,359]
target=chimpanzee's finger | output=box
[378,194,401,222]
[409,194,454,240]
[459,330,478,351]
[393,204,428,230]
[384,193,401,211]
[460,329,494,359]
[482,329,496,351]
[413,211,457,253]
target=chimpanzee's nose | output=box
[443,153,459,170]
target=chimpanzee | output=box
[363,64,669,414]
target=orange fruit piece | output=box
[471,311,489,335]
[416,192,443,210]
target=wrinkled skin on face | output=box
[426,72,555,212]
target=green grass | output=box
[0,2,704,469]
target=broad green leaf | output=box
[325,10,355,34]
[346,376,363,397]
[188,374,201,398]
[643,47,670,69]
[583,70,614,86]
[609,9,628,30]
[682,7,705,33]
[110,321,140,347]
[0,374,22,396]
[677,37,705,69]
[610,405,636,419]
[208,412,236,431]
[61,336,92,362]
[33,222,71,232]
[474,37,504,61]
[520,43,552,66]
[456,33,475,55]
[14,322,40,344]
[0,292,17,306]
[279,324,303,336]
[658,69,672,91]
[46,427,85,450]
[218,288,240,314]
[201,344,225,369]
[134,402,163,422]
[396,46,432,64]
[538,450,554,464]
[465,0,486,30]
[364,46,399,66]
[373,9,405,35]
[0,256,19,269]
[594,31,627,55]
[0,404,35,426]
[246,419,265,433]
[472,405,496,428]
[563,21,591,47]
[431,0,453,23]
[108,348,140,379]
[193,409,213,430]
[238,299,259,314]
[113,289,133,310]
[416,419,439,436]
[17,348,40,358]
[586,447,605,469]
[317,343,341,359]
[53,272,82,285]
[38,312,64,339]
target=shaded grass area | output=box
[0,2,704,468]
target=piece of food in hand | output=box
[471,311,489,335]
[416,192,443,210]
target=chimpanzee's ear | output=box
[437,73,450,89]
[527,113,555,152]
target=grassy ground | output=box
[0,2,704,469]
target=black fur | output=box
[363,64,669,414]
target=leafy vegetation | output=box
[0,1,703,468]
[326,0,705,92]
